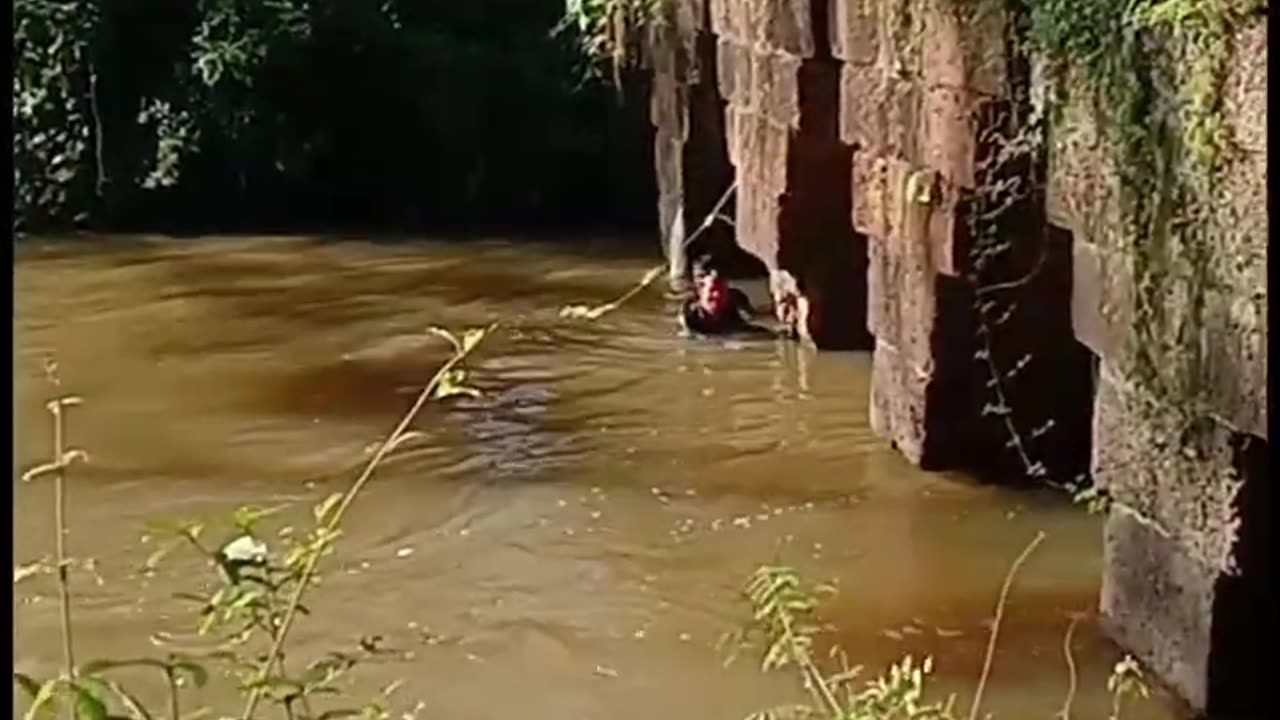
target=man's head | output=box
[691,255,715,281]
[692,256,728,315]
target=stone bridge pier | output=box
[651,0,1092,478]
[1046,18,1271,715]
[645,2,1269,715]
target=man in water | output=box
[679,257,769,336]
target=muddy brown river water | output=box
[14,236,1184,720]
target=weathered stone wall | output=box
[1046,17,1270,716]
[652,0,871,347]
[650,0,740,282]
[831,0,1094,477]
[647,2,1269,713]
[654,0,1094,473]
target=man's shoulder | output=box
[680,299,709,332]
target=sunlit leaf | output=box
[20,461,60,483]
[14,560,49,584]
[460,327,488,354]
[23,678,64,720]
[71,677,115,720]
[426,326,460,351]
[233,504,287,530]
[313,492,344,526]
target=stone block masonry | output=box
[831,0,1093,479]
[643,2,1269,713]
[1046,16,1270,718]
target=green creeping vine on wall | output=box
[1026,0,1263,417]
[1023,0,1264,570]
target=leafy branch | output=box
[16,325,493,720]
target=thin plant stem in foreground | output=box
[21,393,90,720]
[1058,613,1082,720]
[52,400,76,687]
[239,325,493,720]
[968,530,1046,720]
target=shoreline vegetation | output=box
[13,1,657,237]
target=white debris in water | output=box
[458,528,471,537]
[880,629,904,641]
[591,486,603,495]
[679,632,691,642]
[731,516,751,529]
[633,629,647,639]
[557,499,568,508]
[594,665,619,678]
[396,547,415,558]
[590,511,602,520]
[360,561,371,570]
[564,528,575,537]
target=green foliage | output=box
[1107,656,1151,720]
[13,0,101,228]
[728,560,1152,720]
[974,0,1265,516]
[1070,484,1113,516]
[560,0,668,85]
[15,326,491,720]
[13,1,654,233]
[724,566,959,720]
